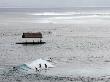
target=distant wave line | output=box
[28,12,110,16]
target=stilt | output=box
[40,38,42,43]
[26,40,27,44]
[33,40,34,44]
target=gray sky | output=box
[0,0,110,8]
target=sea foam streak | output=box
[29,12,110,16]
[29,12,78,16]
[33,15,110,24]
[27,11,110,24]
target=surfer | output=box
[45,64,47,68]
[39,64,41,68]
[35,67,38,72]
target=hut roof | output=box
[22,32,42,38]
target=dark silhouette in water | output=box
[45,64,47,68]
[13,67,17,71]
[39,64,41,68]
[35,67,38,72]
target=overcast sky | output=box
[0,0,110,8]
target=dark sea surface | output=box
[1,7,110,82]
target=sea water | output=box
[1,7,110,82]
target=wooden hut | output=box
[22,32,42,38]
[16,32,45,44]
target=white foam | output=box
[26,58,54,70]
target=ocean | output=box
[1,7,110,82]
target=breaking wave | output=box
[0,59,55,76]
